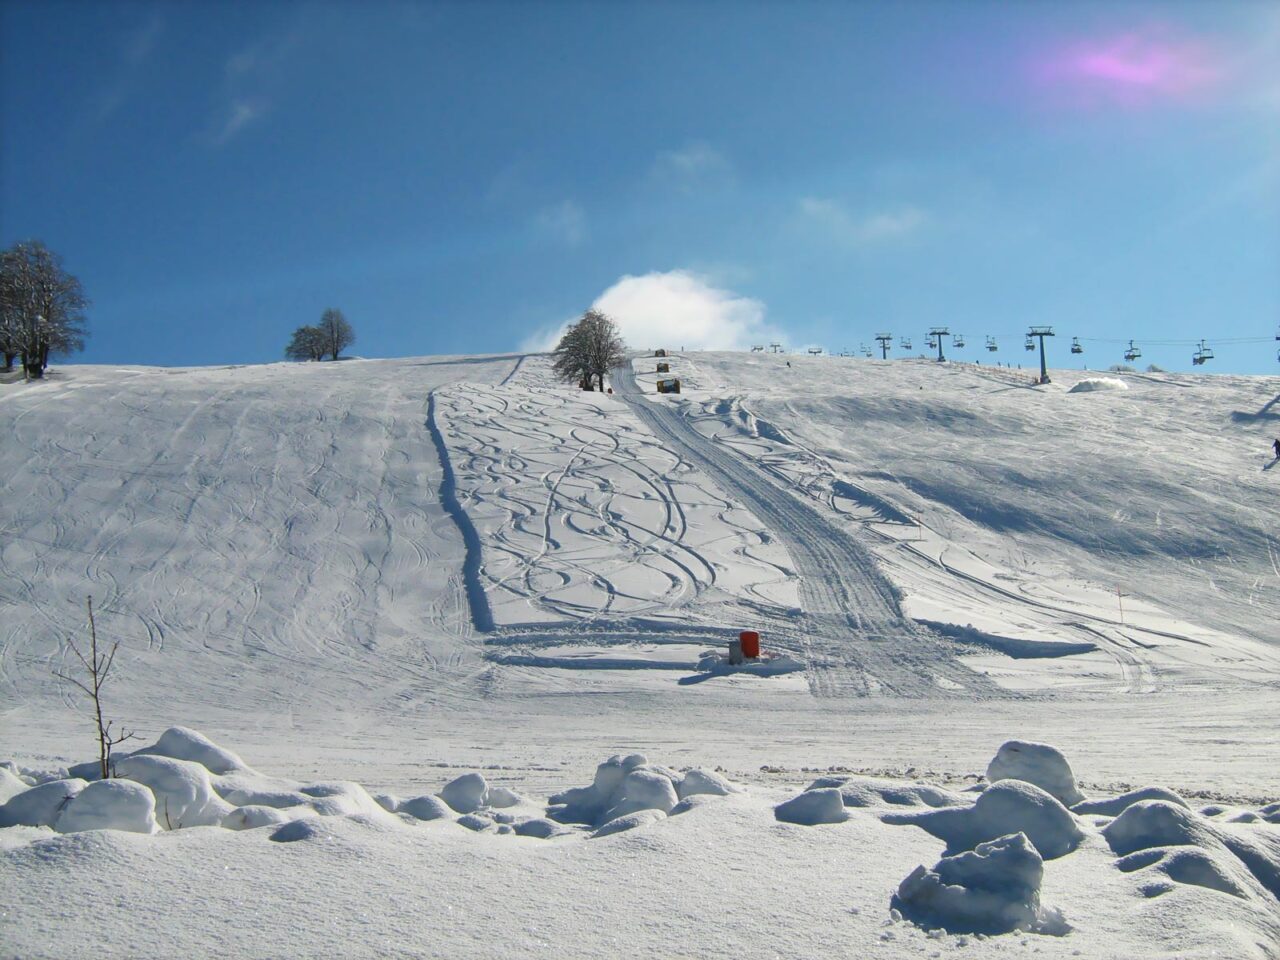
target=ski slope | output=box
[2,351,1279,958]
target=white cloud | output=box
[798,197,927,244]
[535,200,587,246]
[520,270,784,353]
[648,142,734,193]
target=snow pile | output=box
[1104,799,1280,902]
[131,725,248,775]
[548,753,738,833]
[55,779,159,834]
[0,778,87,828]
[774,786,848,825]
[1068,377,1128,393]
[0,766,31,804]
[883,779,1084,860]
[114,754,232,828]
[893,832,1064,936]
[398,794,453,821]
[1072,786,1187,817]
[986,740,1085,806]
[439,772,490,814]
[805,774,966,809]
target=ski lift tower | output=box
[874,333,893,359]
[928,327,950,362]
[1027,326,1055,384]
[769,342,783,354]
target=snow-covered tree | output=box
[318,307,355,361]
[0,240,88,378]
[552,309,626,392]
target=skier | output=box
[1273,438,1280,459]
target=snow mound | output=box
[774,787,849,825]
[1073,786,1187,818]
[439,772,489,814]
[1117,847,1249,899]
[0,767,30,804]
[807,774,966,809]
[893,832,1064,936]
[986,740,1084,806]
[1103,799,1204,856]
[457,813,494,832]
[592,809,667,838]
[132,726,247,775]
[216,784,310,809]
[884,780,1083,859]
[400,794,453,821]
[513,817,569,839]
[269,819,329,843]
[0,778,87,828]
[299,781,395,822]
[221,805,295,831]
[487,786,523,808]
[1068,377,1128,393]
[549,755,737,828]
[114,754,231,829]
[676,768,735,799]
[55,779,158,834]
[602,769,679,820]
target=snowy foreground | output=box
[2,352,1279,957]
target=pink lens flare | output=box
[1034,28,1224,109]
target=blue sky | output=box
[2,1,1278,373]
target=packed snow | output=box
[3,350,1280,956]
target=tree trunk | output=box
[2,352,13,371]
[24,357,43,379]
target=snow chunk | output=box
[884,780,1083,859]
[1073,786,1187,818]
[986,741,1084,807]
[1103,799,1204,856]
[0,767,31,804]
[299,781,394,821]
[269,819,329,843]
[133,727,247,775]
[514,818,569,839]
[774,787,848,826]
[55,779,158,834]
[439,773,489,814]
[457,813,494,832]
[603,769,679,819]
[808,775,965,809]
[676,768,735,799]
[592,809,667,838]
[1068,377,1128,393]
[114,754,231,829]
[487,786,523,808]
[222,805,295,831]
[0,778,87,828]
[400,795,453,821]
[893,832,1062,936]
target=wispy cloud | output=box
[648,142,734,193]
[202,26,304,147]
[535,200,588,246]
[798,198,927,245]
[85,11,165,126]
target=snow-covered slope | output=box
[2,351,1279,957]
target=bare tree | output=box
[0,240,89,379]
[318,307,355,361]
[53,597,136,779]
[552,309,626,392]
[285,324,327,361]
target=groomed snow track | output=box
[614,367,1000,699]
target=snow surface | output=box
[3,351,1280,956]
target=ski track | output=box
[614,366,1001,700]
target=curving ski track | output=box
[613,368,998,699]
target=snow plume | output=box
[522,270,783,352]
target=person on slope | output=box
[1273,438,1280,459]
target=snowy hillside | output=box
[2,352,1279,958]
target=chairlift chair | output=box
[1070,337,1083,355]
[900,337,913,350]
[1192,340,1213,365]
[953,334,966,348]
[1024,336,1035,351]
[985,337,997,352]
[1123,340,1141,362]
[926,337,937,350]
